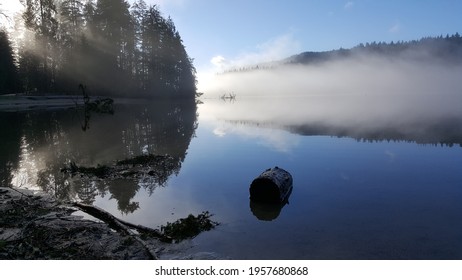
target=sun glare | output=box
[0,0,23,28]
[1,0,22,12]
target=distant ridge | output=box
[286,33,462,64]
[223,33,462,73]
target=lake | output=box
[1,95,462,259]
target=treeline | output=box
[0,0,196,97]
[287,33,462,65]
[222,33,462,74]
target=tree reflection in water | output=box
[2,97,198,214]
[0,113,22,188]
[108,179,140,215]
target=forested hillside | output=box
[287,33,462,65]
[0,0,196,97]
[222,33,462,74]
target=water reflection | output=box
[2,92,462,259]
[107,179,140,214]
[249,200,289,221]
[78,97,114,132]
[250,188,292,221]
[0,98,197,214]
[200,95,462,149]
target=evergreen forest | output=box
[222,33,462,73]
[0,0,197,97]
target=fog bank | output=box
[200,53,462,146]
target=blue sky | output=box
[145,0,462,74]
[2,0,461,76]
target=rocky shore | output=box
[0,187,219,260]
[0,187,163,259]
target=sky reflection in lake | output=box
[178,102,462,259]
[129,98,462,259]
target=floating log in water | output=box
[249,166,293,203]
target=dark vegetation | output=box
[222,33,462,73]
[0,0,196,97]
[62,154,179,180]
[0,30,20,94]
[160,211,219,242]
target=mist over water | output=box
[181,52,462,259]
[201,53,462,145]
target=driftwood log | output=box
[72,202,170,259]
[249,167,293,203]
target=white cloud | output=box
[344,1,354,10]
[197,33,301,91]
[385,150,396,162]
[253,33,302,61]
[144,0,188,8]
[211,55,226,68]
[146,0,187,6]
[213,127,226,137]
[210,33,301,71]
[389,21,401,33]
[207,119,299,153]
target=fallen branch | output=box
[72,202,166,259]
[5,186,34,198]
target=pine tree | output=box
[55,0,85,90]
[13,0,196,97]
[22,0,59,92]
[0,30,20,94]
[94,0,132,80]
[130,0,148,91]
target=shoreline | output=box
[0,94,196,112]
[0,186,221,260]
[0,187,165,259]
[0,95,93,112]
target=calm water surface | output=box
[1,96,462,259]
